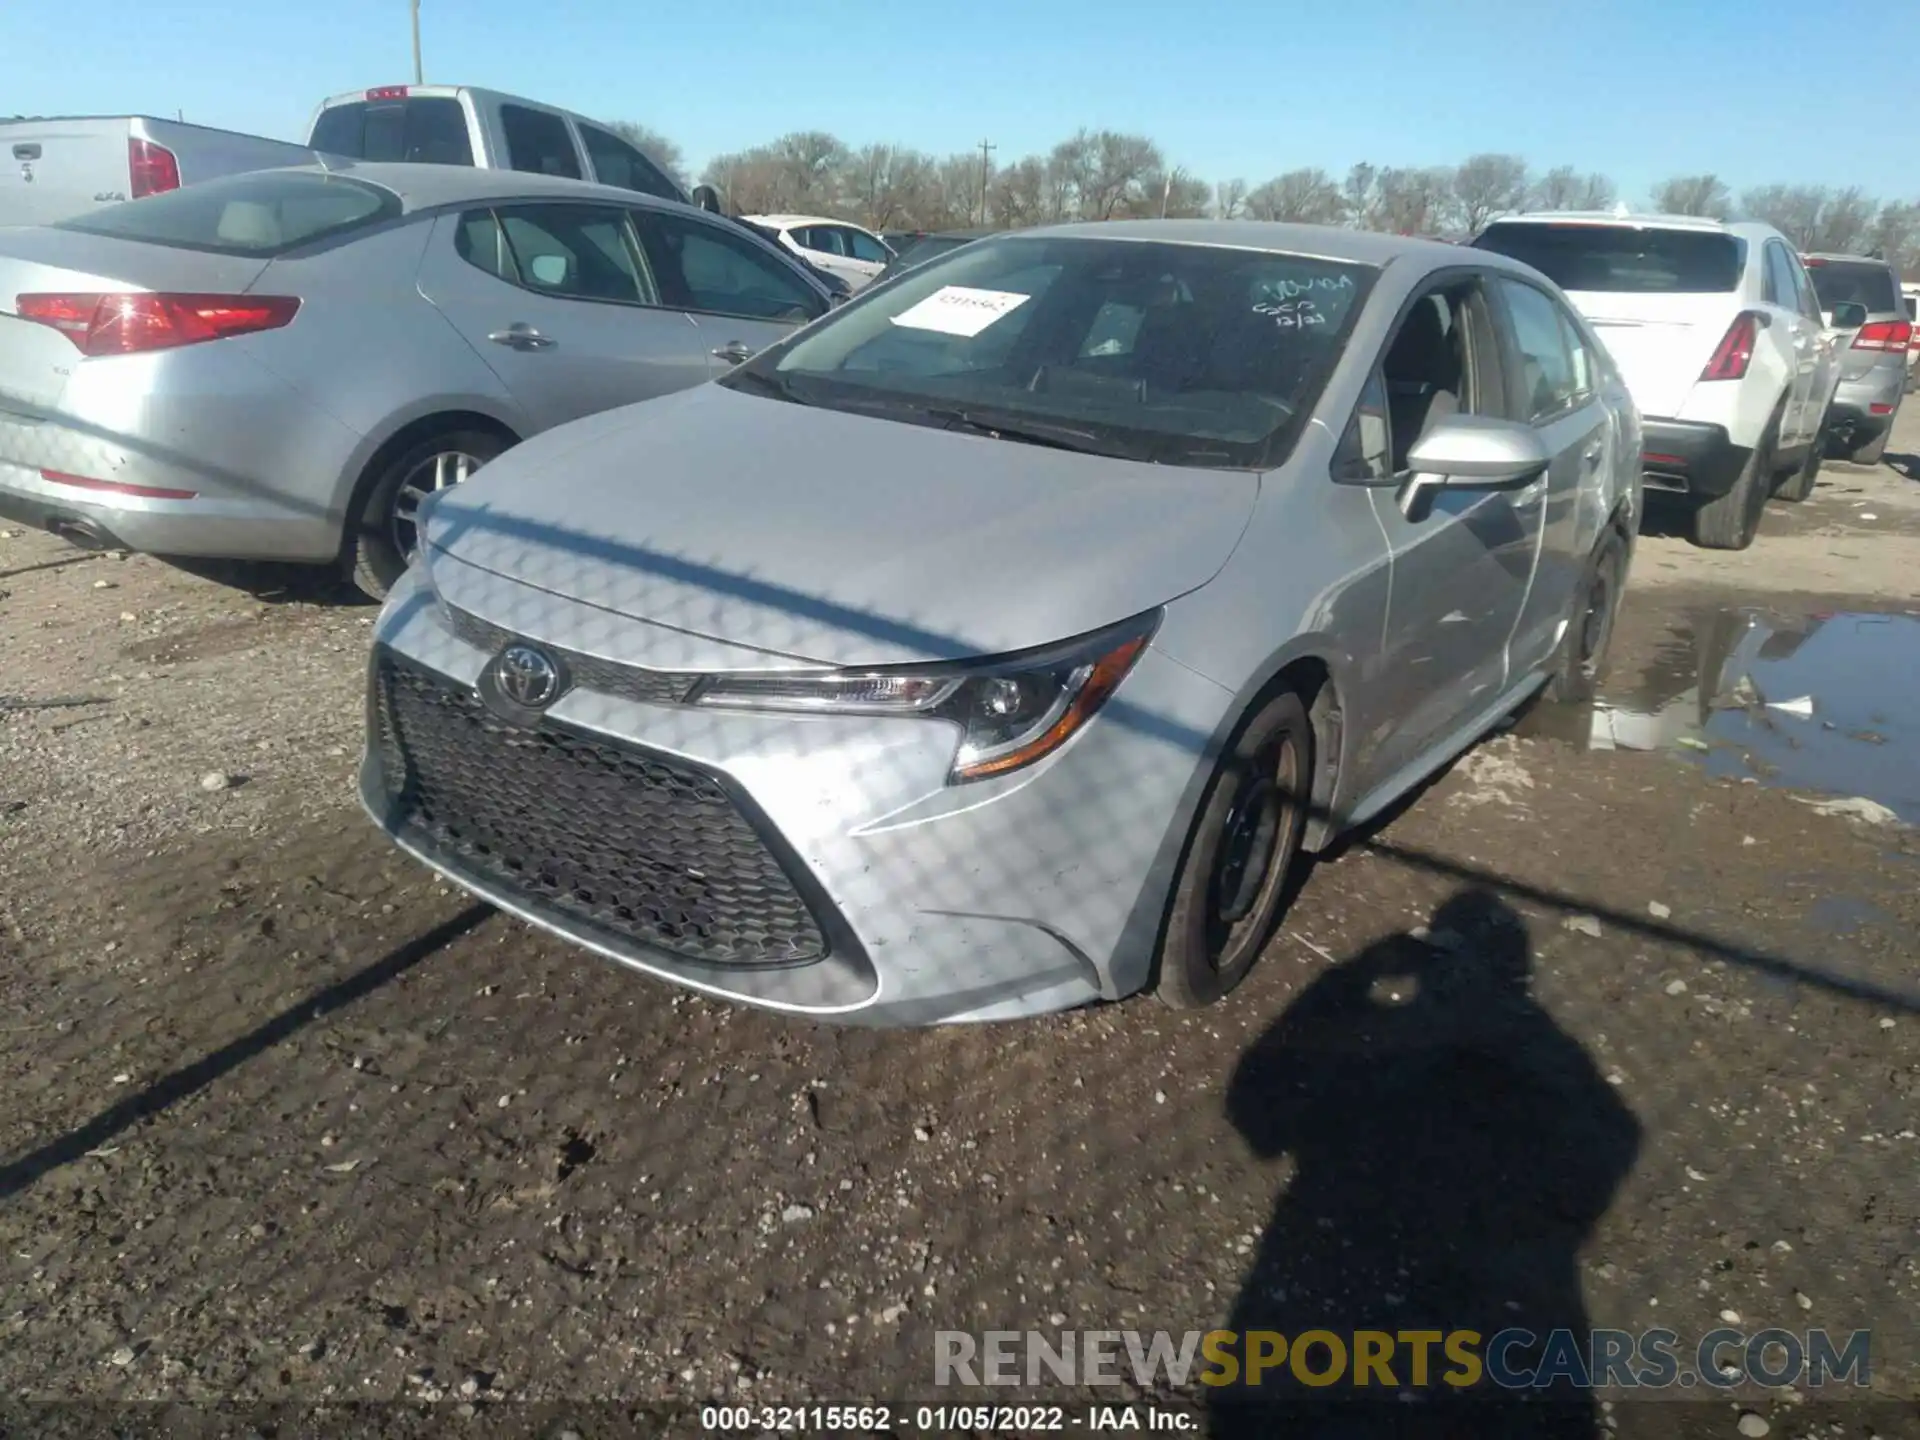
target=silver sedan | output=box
[361,222,1644,1025]
[0,162,833,597]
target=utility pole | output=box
[411,0,424,84]
[977,139,995,227]
[1160,166,1182,219]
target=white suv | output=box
[1474,213,1841,549]
[743,214,895,292]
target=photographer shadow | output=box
[1209,889,1642,1438]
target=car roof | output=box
[241,160,694,215]
[986,219,1475,269]
[1484,210,1779,242]
[1801,250,1896,266]
[746,214,867,231]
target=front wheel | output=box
[346,428,509,601]
[1154,690,1314,1010]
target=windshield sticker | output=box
[890,286,1032,338]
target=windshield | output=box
[1474,223,1744,293]
[728,235,1375,469]
[56,171,401,257]
[1804,259,1900,315]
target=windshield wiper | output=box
[921,407,1146,459]
[723,368,811,406]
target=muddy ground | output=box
[2,413,1918,1438]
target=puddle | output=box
[1527,609,1920,825]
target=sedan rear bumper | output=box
[1638,419,1750,499]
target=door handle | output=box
[487,324,554,351]
[711,341,754,365]
[1583,441,1605,467]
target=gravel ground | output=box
[2,420,1918,1439]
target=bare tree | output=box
[988,156,1046,229]
[1215,178,1249,220]
[1528,165,1582,211]
[1812,187,1878,254]
[1342,163,1382,229]
[1374,166,1457,235]
[1871,201,1920,276]
[1245,168,1345,225]
[606,122,688,189]
[1452,152,1530,233]
[1650,174,1732,219]
[1134,166,1209,219]
[1575,172,1618,210]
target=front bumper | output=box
[1638,419,1749,499]
[357,569,1228,1026]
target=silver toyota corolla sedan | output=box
[0,162,833,597]
[361,222,1644,1026]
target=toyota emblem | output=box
[494,644,562,709]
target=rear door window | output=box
[1496,278,1582,422]
[1475,224,1744,293]
[841,228,890,264]
[501,105,583,180]
[577,124,682,201]
[56,170,400,256]
[309,97,473,166]
[480,203,656,305]
[1762,243,1800,309]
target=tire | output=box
[1690,410,1778,551]
[1775,425,1823,503]
[1544,528,1628,704]
[1154,690,1314,1010]
[1844,429,1888,466]
[346,427,509,601]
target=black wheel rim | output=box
[1205,731,1303,971]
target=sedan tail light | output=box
[128,137,180,198]
[1699,311,1763,381]
[14,293,300,357]
[1852,320,1913,353]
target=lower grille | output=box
[372,651,827,966]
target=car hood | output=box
[422,384,1259,669]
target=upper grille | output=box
[443,604,697,707]
[372,651,827,966]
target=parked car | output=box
[876,228,997,283]
[735,219,853,304]
[743,214,895,291]
[1799,252,1911,462]
[0,115,319,227]
[1474,212,1839,548]
[360,221,1642,1026]
[0,163,834,598]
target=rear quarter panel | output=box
[236,216,528,529]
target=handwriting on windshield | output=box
[1254,299,1329,329]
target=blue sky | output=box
[7,0,1916,204]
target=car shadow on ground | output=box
[1207,888,1641,1439]
[158,555,373,606]
[1884,451,1918,482]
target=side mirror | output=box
[690,184,724,214]
[1405,414,1551,487]
[1828,300,1868,330]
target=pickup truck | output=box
[0,116,317,227]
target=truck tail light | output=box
[128,137,180,198]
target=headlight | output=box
[689,611,1160,783]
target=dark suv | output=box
[1802,252,1911,464]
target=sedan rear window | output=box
[736,236,1375,470]
[56,171,400,257]
[1474,223,1744,293]
[1803,259,1900,314]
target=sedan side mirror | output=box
[690,184,724,214]
[1828,300,1868,330]
[1406,414,1552,487]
